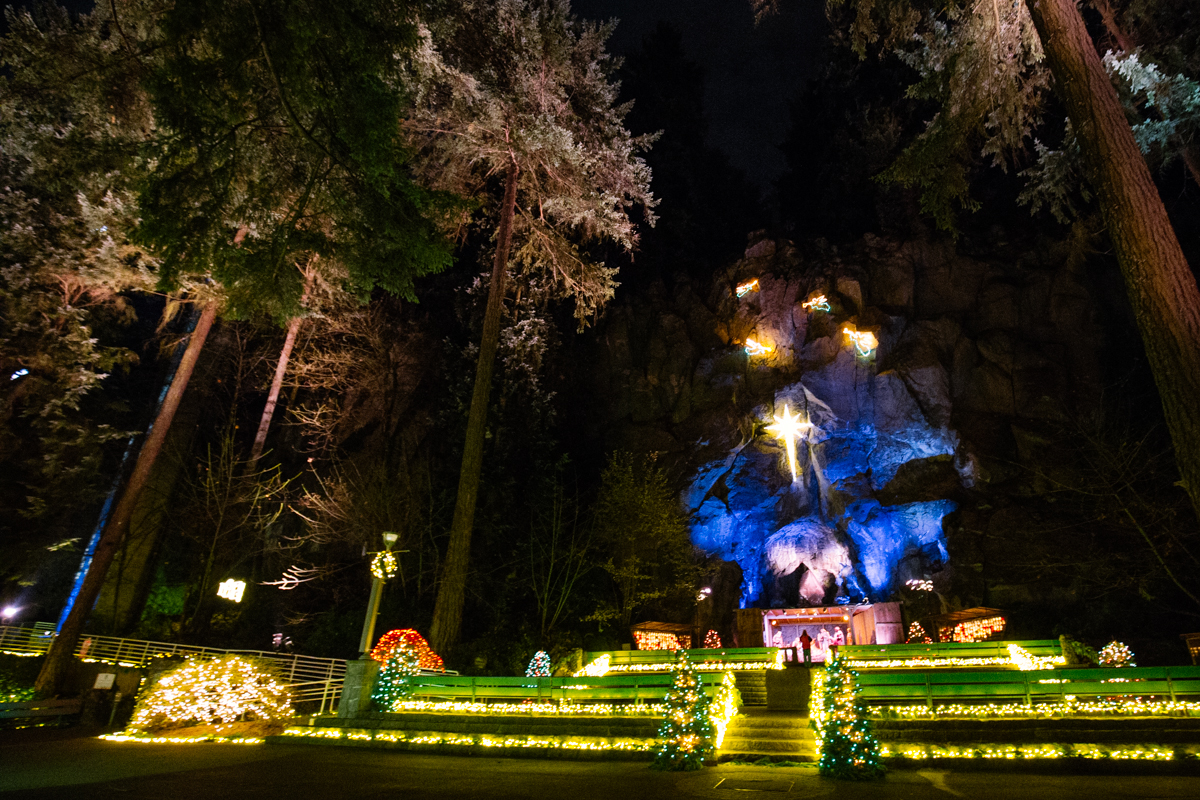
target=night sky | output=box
[573,0,829,189]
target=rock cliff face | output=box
[590,233,1103,610]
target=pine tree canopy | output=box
[136,0,456,322]
[406,0,655,327]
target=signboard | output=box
[93,672,116,690]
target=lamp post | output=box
[358,531,399,657]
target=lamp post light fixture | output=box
[358,532,400,657]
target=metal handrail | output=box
[0,624,345,714]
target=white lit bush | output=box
[129,655,293,732]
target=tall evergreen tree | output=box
[407,0,655,655]
[758,0,1200,524]
[32,0,455,694]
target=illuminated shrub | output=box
[370,629,443,671]
[372,641,421,711]
[525,651,552,677]
[129,655,292,732]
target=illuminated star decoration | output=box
[767,404,812,484]
[736,279,760,297]
[842,327,878,358]
[802,294,831,313]
[744,338,773,357]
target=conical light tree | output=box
[652,649,714,771]
[372,640,422,711]
[811,654,884,780]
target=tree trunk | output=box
[1026,0,1200,523]
[428,161,520,657]
[34,301,219,695]
[248,261,315,469]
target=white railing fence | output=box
[0,624,345,715]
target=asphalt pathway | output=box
[3,730,1200,799]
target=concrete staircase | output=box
[718,709,817,763]
[734,670,768,706]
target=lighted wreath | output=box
[370,551,397,580]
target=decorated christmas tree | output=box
[1098,640,1136,668]
[906,621,931,644]
[371,640,421,711]
[652,649,714,771]
[703,629,722,649]
[526,650,552,677]
[811,654,884,780]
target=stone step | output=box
[728,719,812,734]
[722,737,817,753]
[716,750,818,764]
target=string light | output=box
[574,653,783,676]
[905,579,933,592]
[703,630,722,649]
[372,641,421,711]
[1099,641,1136,668]
[385,699,662,716]
[370,629,444,671]
[127,655,292,733]
[526,651,552,678]
[811,654,885,780]
[652,650,716,771]
[744,338,774,357]
[708,671,741,748]
[802,295,831,313]
[1007,644,1059,672]
[216,579,246,603]
[878,743,1176,762]
[870,698,1200,719]
[578,654,611,677]
[633,631,691,650]
[939,615,1006,643]
[101,733,263,745]
[370,552,397,580]
[905,622,932,644]
[842,327,878,358]
[736,279,760,297]
[281,727,660,752]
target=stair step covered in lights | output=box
[857,665,1200,707]
[579,647,783,675]
[272,712,663,760]
[389,672,727,705]
[841,639,1063,670]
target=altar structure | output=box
[734,602,902,662]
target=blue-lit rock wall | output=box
[591,233,1104,613]
[685,254,969,608]
[687,358,961,607]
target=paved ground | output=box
[3,729,1200,799]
